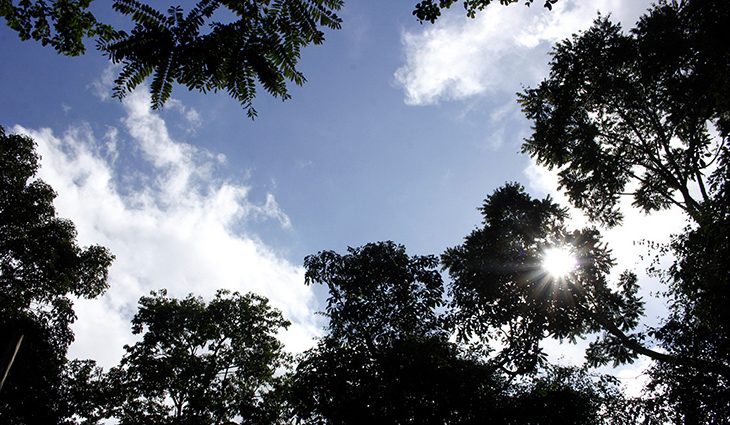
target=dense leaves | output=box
[0,126,113,423]
[518,1,730,421]
[2,0,343,115]
[292,241,635,424]
[443,183,645,374]
[0,0,111,55]
[98,0,343,116]
[294,242,503,423]
[103,290,291,424]
[519,0,729,226]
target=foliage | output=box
[292,242,506,423]
[0,0,111,55]
[1,1,343,116]
[504,365,642,425]
[98,0,344,117]
[103,289,291,425]
[412,0,559,23]
[643,148,730,423]
[303,241,445,346]
[519,0,729,226]
[518,0,730,421]
[0,126,113,423]
[443,183,645,374]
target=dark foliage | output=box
[519,0,729,226]
[0,0,111,55]
[101,290,291,424]
[443,183,645,374]
[518,1,730,421]
[0,126,113,423]
[98,0,343,117]
[292,242,506,424]
[412,0,559,23]
[2,1,343,116]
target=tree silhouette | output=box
[517,1,730,421]
[519,0,729,226]
[443,183,649,376]
[292,242,506,424]
[412,0,559,23]
[0,126,114,423]
[99,290,291,424]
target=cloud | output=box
[395,0,653,105]
[14,90,318,368]
[89,63,119,101]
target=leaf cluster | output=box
[103,289,291,424]
[0,126,113,423]
[519,1,728,226]
[412,0,558,23]
[97,0,343,117]
[443,183,644,373]
[0,0,112,55]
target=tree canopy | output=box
[291,241,635,424]
[0,126,114,423]
[97,289,291,424]
[519,0,729,226]
[516,0,730,421]
[1,0,344,116]
[443,183,646,374]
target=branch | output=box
[577,299,730,379]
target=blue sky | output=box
[1,0,677,394]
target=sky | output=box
[0,0,681,395]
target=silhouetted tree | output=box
[0,126,113,423]
[291,242,506,424]
[517,1,730,421]
[443,183,649,375]
[103,289,291,424]
[504,365,642,425]
[518,0,729,227]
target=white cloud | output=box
[14,90,318,368]
[395,0,653,105]
[89,63,120,101]
[166,98,203,133]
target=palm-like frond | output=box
[97,0,342,116]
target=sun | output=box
[542,247,577,279]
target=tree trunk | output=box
[0,334,24,392]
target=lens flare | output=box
[542,247,577,278]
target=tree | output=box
[0,126,114,423]
[291,242,506,424]
[516,0,730,421]
[443,183,647,376]
[1,0,344,117]
[292,241,637,424]
[102,289,291,424]
[512,365,649,425]
[518,0,729,227]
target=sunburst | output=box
[542,247,577,279]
